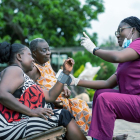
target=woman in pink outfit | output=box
[71,16,140,140]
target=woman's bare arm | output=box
[43,58,74,102]
[77,74,117,89]
[95,48,139,63]
[0,67,33,116]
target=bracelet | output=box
[93,47,100,55]
[56,69,72,86]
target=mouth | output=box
[117,39,122,46]
[118,39,122,43]
[32,62,34,67]
[118,39,121,42]
[46,55,50,58]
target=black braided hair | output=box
[29,38,46,52]
[0,42,26,64]
[121,16,140,33]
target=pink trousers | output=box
[88,89,140,140]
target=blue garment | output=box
[122,38,132,48]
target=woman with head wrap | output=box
[70,16,140,140]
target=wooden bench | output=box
[20,126,66,140]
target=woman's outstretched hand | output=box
[30,108,54,120]
[81,32,96,54]
[63,58,75,75]
[69,74,80,86]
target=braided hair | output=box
[121,16,140,35]
[0,42,26,64]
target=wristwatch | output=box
[93,47,100,55]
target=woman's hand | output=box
[62,86,71,98]
[69,74,80,86]
[81,32,97,54]
[63,58,75,75]
[30,108,54,120]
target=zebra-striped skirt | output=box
[0,108,73,140]
[0,85,73,140]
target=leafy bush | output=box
[86,88,95,101]
[72,50,116,80]
[73,51,90,72]
[73,65,98,101]
[74,65,85,78]
[72,50,116,101]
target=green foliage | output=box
[97,61,116,80]
[74,65,85,78]
[0,35,11,42]
[0,0,104,46]
[73,51,90,73]
[87,74,98,101]
[93,74,98,80]
[87,88,95,101]
[72,50,116,80]
[72,50,116,101]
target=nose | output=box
[116,34,120,39]
[46,50,51,54]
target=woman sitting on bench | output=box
[0,42,87,140]
[27,38,91,135]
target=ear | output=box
[16,53,22,62]
[32,50,36,57]
[132,27,136,34]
